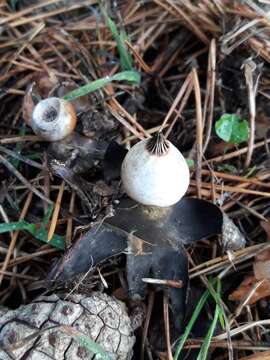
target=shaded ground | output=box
[1,1,270,359]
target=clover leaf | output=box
[215,114,249,144]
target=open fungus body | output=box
[49,133,245,328]
[30,97,77,141]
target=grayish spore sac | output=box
[0,292,135,360]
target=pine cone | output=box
[0,292,135,360]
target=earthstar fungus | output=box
[49,133,245,328]
[30,97,77,141]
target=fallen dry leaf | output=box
[208,141,235,157]
[253,239,270,280]
[254,255,270,280]
[239,349,270,360]
[35,72,58,98]
[255,248,270,262]
[260,220,270,241]
[22,86,35,125]
[229,276,270,304]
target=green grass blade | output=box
[107,17,133,70]
[0,220,64,250]
[25,152,43,160]
[206,279,225,330]
[197,303,220,360]
[119,30,133,70]
[72,333,112,360]
[173,277,225,360]
[8,0,18,11]
[173,289,210,359]
[100,4,133,70]
[63,70,140,101]
[41,204,54,226]
[111,71,140,82]
[0,220,35,233]
[32,227,64,250]
[197,279,222,360]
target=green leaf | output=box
[186,159,195,168]
[245,165,257,178]
[25,152,43,161]
[100,4,133,71]
[8,0,18,10]
[0,220,64,250]
[63,71,140,101]
[217,164,238,174]
[72,333,112,360]
[215,114,249,144]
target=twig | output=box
[48,181,65,241]
[142,278,182,288]
[229,279,266,327]
[215,319,270,340]
[125,40,152,73]
[160,72,192,133]
[0,135,44,144]
[154,0,209,45]
[165,78,193,138]
[190,180,270,197]
[66,191,75,247]
[0,269,38,281]
[140,290,155,360]
[163,291,173,360]
[0,145,46,171]
[203,39,216,153]
[0,191,33,287]
[0,154,52,204]
[192,67,203,198]
[244,59,261,168]
[204,138,270,164]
